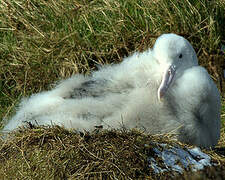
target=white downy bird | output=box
[3,33,221,148]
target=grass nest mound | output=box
[0,126,224,179]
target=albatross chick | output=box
[3,34,221,148]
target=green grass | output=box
[0,0,224,136]
[0,0,224,128]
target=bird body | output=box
[3,34,221,148]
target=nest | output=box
[0,126,224,179]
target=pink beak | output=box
[158,65,176,101]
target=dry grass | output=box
[0,0,225,121]
[0,126,224,179]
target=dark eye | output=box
[179,54,183,59]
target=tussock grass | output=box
[0,126,224,179]
[0,0,224,120]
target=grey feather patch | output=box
[66,79,107,99]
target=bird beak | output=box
[158,64,176,101]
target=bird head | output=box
[152,33,198,101]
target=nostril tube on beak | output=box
[157,64,176,101]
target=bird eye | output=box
[179,54,183,59]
